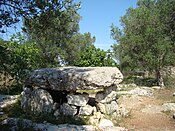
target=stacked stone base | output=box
[21,67,124,126]
[21,86,120,118]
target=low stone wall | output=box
[162,66,175,77]
[21,67,123,121]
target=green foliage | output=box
[0,0,81,32]
[64,32,96,65]
[75,45,116,67]
[122,76,157,87]
[1,0,84,67]
[22,0,81,66]
[163,76,175,88]
[0,34,43,89]
[111,0,175,86]
[0,84,23,95]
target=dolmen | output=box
[21,67,123,117]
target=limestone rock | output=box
[105,101,118,115]
[95,91,106,103]
[162,66,175,77]
[103,91,117,103]
[23,87,32,94]
[60,103,77,116]
[99,119,114,128]
[96,91,117,103]
[52,102,60,111]
[152,86,161,90]
[1,117,96,131]
[118,106,129,117]
[173,113,175,119]
[89,116,99,126]
[89,112,105,126]
[53,109,60,117]
[21,89,53,114]
[117,83,137,89]
[104,86,118,94]
[25,67,123,91]
[173,92,175,96]
[97,101,120,115]
[79,105,94,115]
[97,102,106,114]
[0,95,20,109]
[162,103,175,111]
[67,94,89,106]
[99,126,128,131]
[129,87,153,96]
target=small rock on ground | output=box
[129,87,153,96]
[173,114,175,119]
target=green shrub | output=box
[0,84,23,95]
[164,75,175,88]
[122,75,157,87]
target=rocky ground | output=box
[117,86,175,130]
[1,85,175,130]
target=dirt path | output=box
[118,89,175,130]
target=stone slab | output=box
[25,67,123,91]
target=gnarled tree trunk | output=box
[156,69,165,87]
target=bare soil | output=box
[118,88,175,131]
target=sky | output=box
[76,0,138,50]
[1,0,138,51]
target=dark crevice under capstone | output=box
[87,97,96,107]
[45,89,70,104]
[75,106,80,116]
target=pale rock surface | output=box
[54,109,60,117]
[95,91,117,103]
[162,66,175,77]
[60,103,77,116]
[117,83,137,88]
[129,87,153,96]
[79,105,94,115]
[173,92,175,96]
[103,91,117,103]
[99,119,114,127]
[0,95,20,109]
[152,86,161,90]
[97,102,106,114]
[21,88,53,114]
[99,126,128,131]
[99,119,128,131]
[173,113,175,119]
[162,103,175,111]
[104,86,118,94]
[95,91,105,103]
[89,112,105,126]
[67,94,89,106]
[118,106,129,117]
[25,67,123,91]
[105,101,118,115]
[1,117,96,131]
[52,102,60,110]
[23,87,32,94]
[116,91,129,95]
